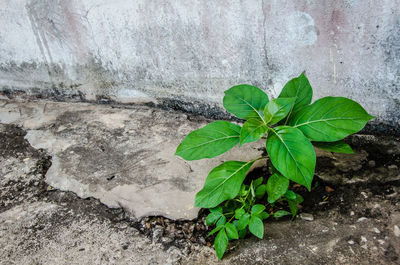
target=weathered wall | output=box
[0,0,399,126]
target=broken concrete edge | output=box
[2,88,399,136]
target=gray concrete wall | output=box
[0,0,399,126]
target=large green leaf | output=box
[264,97,296,125]
[223,84,269,121]
[313,140,354,154]
[195,160,255,208]
[266,126,316,190]
[290,97,375,142]
[266,173,289,203]
[175,121,241,161]
[278,72,313,122]
[239,119,268,146]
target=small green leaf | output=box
[249,216,264,239]
[313,140,354,154]
[294,193,304,204]
[273,210,291,218]
[253,177,264,187]
[195,160,255,208]
[223,84,269,121]
[278,72,313,122]
[260,212,270,220]
[267,126,316,190]
[290,97,375,142]
[235,208,245,219]
[206,212,223,226]
[225,223,239,240]
[240,184,249,196]
[239,119,268,146]
[238,229,247,239]
[250,183,256,198]
[208,224,224,236]
[175,121,241,161]
[210,206,223,213]
[255,184,267,199]
[215,229,229,260]
[216,215,227,226]
[237,213,250,230]
[288,200,299,218]
[266,173,290,203]
[264,97,296,125]
[284,190,297,200]
[251,204,266,216]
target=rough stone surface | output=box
[0,99,263,220]
[1,1,400,126]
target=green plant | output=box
[175,73,374,259]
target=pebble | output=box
[152,226,164,243]
[357,217,368,222]
[350,211,355,216]
[368,160,376,167]
[377,239,385,245]
[325,186,335,193]
[373,227,380,234]
[198,236,206,245]
[348,240,355,245]
[361,244,368,250]
[361,236,367,243]
[300,213,314,221]
[360,192,368,199]
[394,225,400,237]
[161,237,174,244]
[386,192,398,199]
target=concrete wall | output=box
[0,0,399,126]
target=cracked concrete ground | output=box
[1,99,400,264]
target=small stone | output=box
[360,192,368,198]
[388,164,398,171]
[348,240,355,245]
[23,157,30,162]
[350,211,355,216]
[198,236,206,245]
[161,237,174,244]
[145,222,151,229]
[373,228,380,234]
[152,226,164,243]
[300,213,314,221]
[394,225,400,237]
[361,236,367,243]
[325,186,335,193]
[386,192,398,199]
[357,217,368,222]
[368,160,376,167]
[377,239,385,245]
[361,244,368,250]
